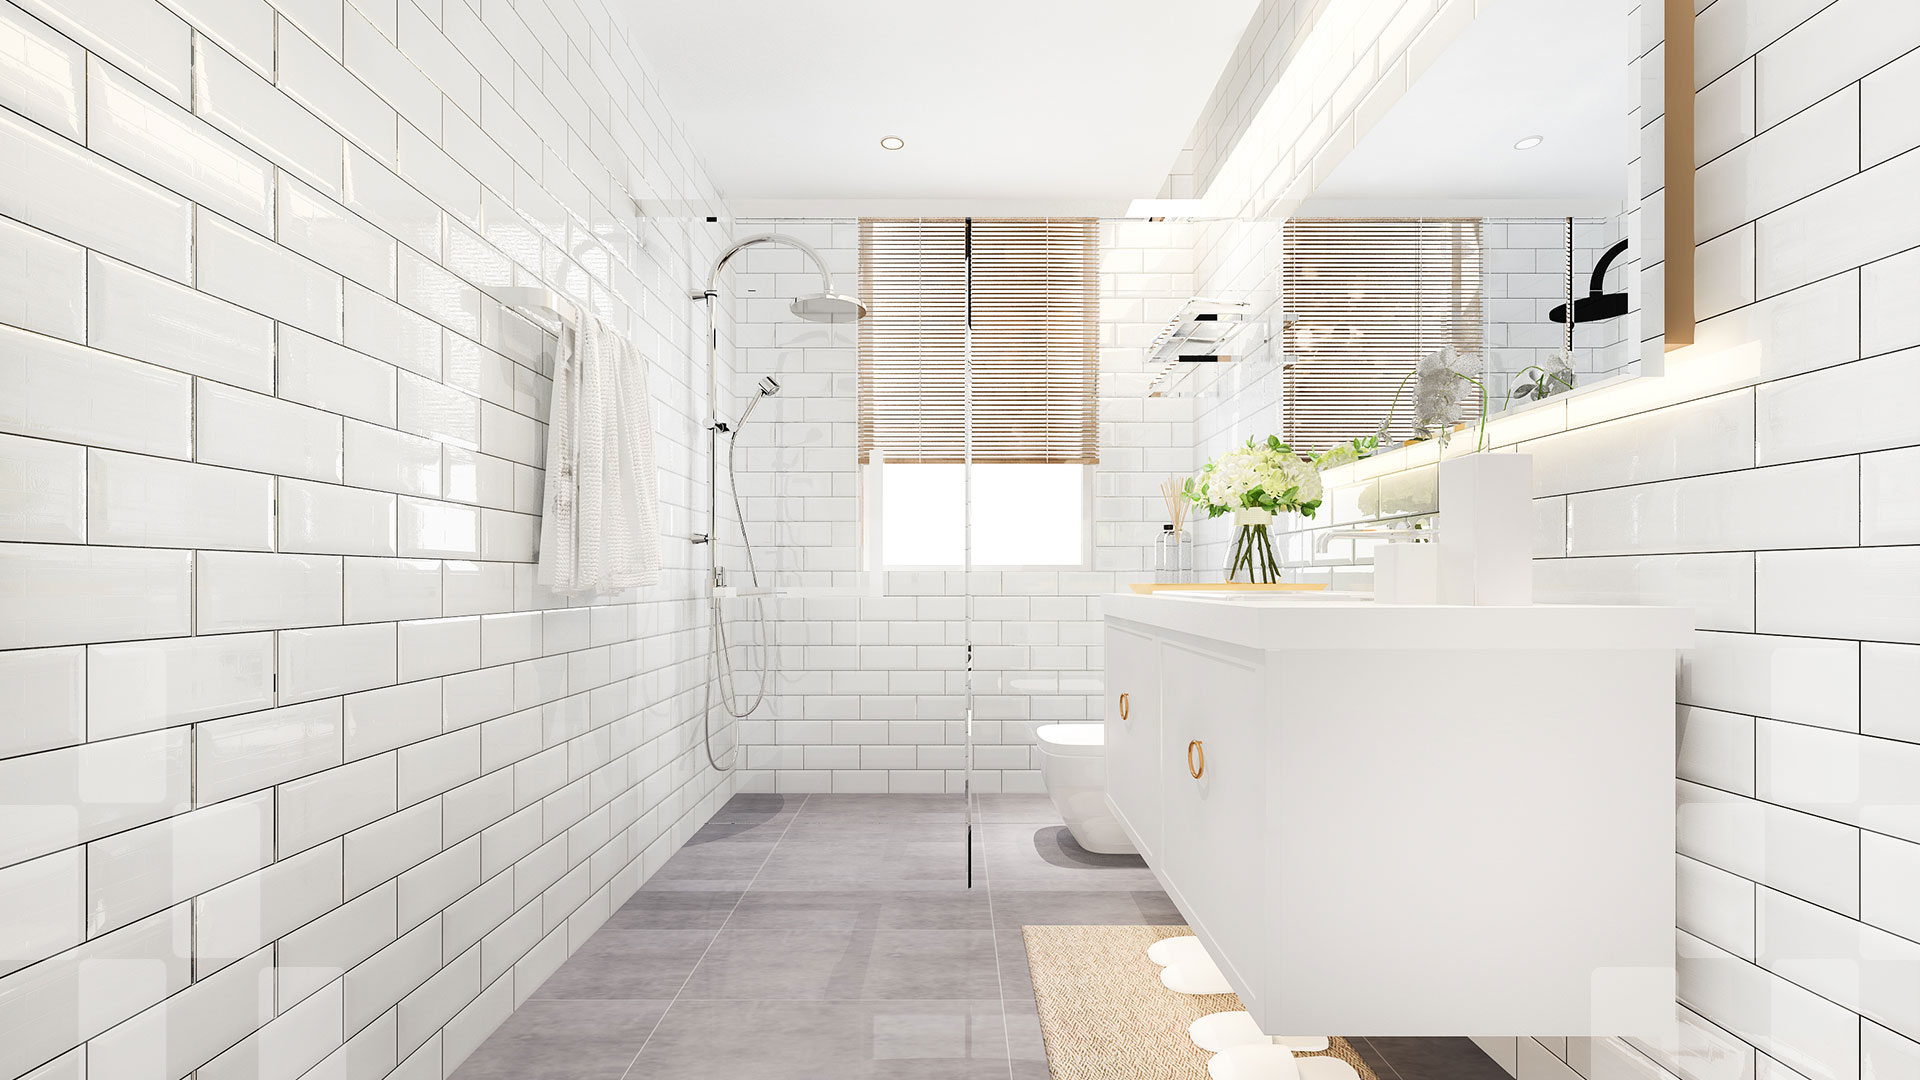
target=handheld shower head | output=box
[756,376,781,396]
[735,377,780,432]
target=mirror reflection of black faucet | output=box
[1550,238,1630,325]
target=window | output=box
[1280,218,1485,450]
[859,218,1099,567]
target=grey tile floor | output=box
[452,792,1505,1080]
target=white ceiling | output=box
[1299,0,1629,217]
[626,0,1263,216]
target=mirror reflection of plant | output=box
[1375,347,1489,452]
[1507,350,1577,404]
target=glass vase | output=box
[1225,508,1281,584]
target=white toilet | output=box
[1034,723,1136,854]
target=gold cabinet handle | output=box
[1118,693,1129,721]
[1188,739,1205,779]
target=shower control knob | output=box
[692,532,711,544]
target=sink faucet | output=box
[1315,527,1434,554]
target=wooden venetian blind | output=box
[1280,218,1485,451]
[858,218,1099,465]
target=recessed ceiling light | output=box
[880,136,905,151]
[1513,135,1545,151]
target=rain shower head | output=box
[789,292,867,323]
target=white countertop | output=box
[1106,591,1694,651]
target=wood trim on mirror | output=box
[1665,2,1695,351]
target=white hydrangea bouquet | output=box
[1185,435,1329,584]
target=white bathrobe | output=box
[536,312,662,593]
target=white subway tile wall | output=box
[723,218,1193,796]
[1179,2,1920,1078]
[0,0,736,1077]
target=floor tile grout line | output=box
[615,792,813,1080]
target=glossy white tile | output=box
[16,0,188,104]
[343,798,439,896]
[343,143,441,256]
[276,18,395,164]
[0,646,85,759]
[279,880,396,1005]
[398,371,481,449]
[196,209,344,340]
[1758,547,1920,644]
[1678,780,1861,918]
[1678,706,1758,798]
[1863,447,1920,548]
[192,30,342,195]
[86,252,274,391]
[87,449,273,550]
[1568,458,1859,557]
[196,970,343,1080]
[0,326,192,458]
[279,477,398,556]
[1862,44,1920,168]
[1756,148,1920,299]
[1863,246,1920,360]
[0,727,192,869]
[196,550,342,633]
[0,107,190,281]
[1864,644,1920,746]
[1758,884,1920,1043]
[1755,0,1920,128]
[86,630,273,740]
[344,911,442,1034]
[344,679,441,761]
[343,283,440,378]
[196,699,343,805]
[0,217,85,341]
[0,432,84,543]
[1534,552,1756,633]
[396,248,479,337]
[86,944,273,1080]
[84,789,272,935]
[0,542,191,650]
[342,9,440,142]
[87,55,273,232]
[1863,1021,1920,1080]
[0,905,188,1080]
[278,327,398,426]
[0,1,85,139]
[344,419,443,497]
[277,172,398,296]
[397,838,477,934]
[441,666,513,731]
[1679,854,1757,961]
[397,728,478,806]
[398,497,480,559]
[1682,631,1860,732]
[277,752,397,855]
[343,555,443,623]
[159,0,272,76]
[396,115,479,227]
[0,848,82,976]
[196,381,344,483]
[398,616,479,681]
[441,560,512,617]
[1677,930,1860,1080]
[1695,85,1857,242]
[1759,718,1920,843]
[1758,349,1920,465]
[278,622,396,704]
[1862,831,1920,947]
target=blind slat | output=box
[1280,218,1485,452]
[858,218,1100,466]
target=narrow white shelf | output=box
[1146,296,1252,397]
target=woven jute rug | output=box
[1020,924,1377,1080]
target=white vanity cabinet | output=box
[1103,594,1693,1037]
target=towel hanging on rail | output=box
[537,312,662,593]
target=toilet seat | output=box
[1034,723,1105,756]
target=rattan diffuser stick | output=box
[1161,477,1189,534]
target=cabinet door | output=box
[1103,624,1161,861]
[1159,639,1268,1014]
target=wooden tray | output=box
[1128,582,1330,595]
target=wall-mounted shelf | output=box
[1145,297,1252,397]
